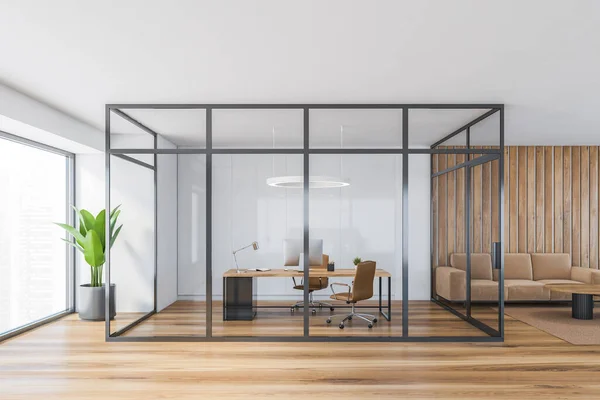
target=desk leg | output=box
[378,276,391,321]
[379,277,382,315]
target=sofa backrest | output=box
[531,253,571,280]
[450,253,492,280]
[504,253,533,280]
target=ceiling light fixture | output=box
[266,176,349,189]
[266,125,350,189]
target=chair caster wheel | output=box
[326,318,331,324]
[339,323,344,329]
[373,318,378,323]
[330,307,335,311]
[368,323,373,329]
[312,309,317,315]
[348,316,352,321]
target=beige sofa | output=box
[436,253,600,302]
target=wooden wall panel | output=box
[535,147,545,253]
[433,145,600,269]
[447,149,456,263]
[590,147,598,269]
[554,147,563,253]
[509,147,518,252]
[527,147,536,253]
[572,147,581,266]
[544,147,553,253]
[518,147,528,252]
[581,147,590,267]
[563,147,572,258]
[456,154,465,253]
[473,163,483,253]
[482,149,492,254]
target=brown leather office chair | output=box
[291,254,335,315]
[326,261,377,329]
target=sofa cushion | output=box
[450,253,493,280]
[504,279,549,301]
[471,280,499,301]
[536,279,583,301]
[504,254,533,280]
[531,253,571,281]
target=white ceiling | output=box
[1,0,599,146]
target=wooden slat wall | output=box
[433,146,600,269]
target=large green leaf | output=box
[71,205,88,236]
[95,209,106,251]
[110,205,121,220]
[79,209,96,232]
[110,210,121,234]
[110,225,122,249]
[82,230,105,267]
[55,222,85,246]
[61,237,83,253]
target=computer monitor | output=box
[283,239,323,267]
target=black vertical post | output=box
[402,108,409,337]
[498,106,505,338]
[104,106,111,339]
[153,128,158,313]
[465,126,472,318]
[303,108,310,337]
[206,108,213,337]
[465,164,472,317]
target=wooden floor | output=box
[120,300,489,337]
[1,302,600,399]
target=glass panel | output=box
[470,155,501,334]
[310,109,403,149]
[212,154,303,336]
[124,109,207,149]
[409,109,484,148]
[109,109,155,166]
[108,155,154,336]
[213,109,303,149]
[0,138,69,335]
[309,154,401,337]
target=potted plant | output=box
[56,206,123,321]
[353,257,362,268]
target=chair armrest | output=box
[330,282,351,298]
[435,266,466,301]
[571,267,593,283]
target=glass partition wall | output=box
[105,104,504,342]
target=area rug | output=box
[503,306,600,345]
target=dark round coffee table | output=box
[545,284,600,320]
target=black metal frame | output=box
[104,103,504,342]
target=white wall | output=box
[177,153,431,301]
[0,83,102,152]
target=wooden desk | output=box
[223,268,392,322]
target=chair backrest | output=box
[308,254,329,288]
[352,261,376,302]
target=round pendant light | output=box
[266,176,349,189]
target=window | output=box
[0,132,74,339]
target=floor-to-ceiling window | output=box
[0,132,74,340]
